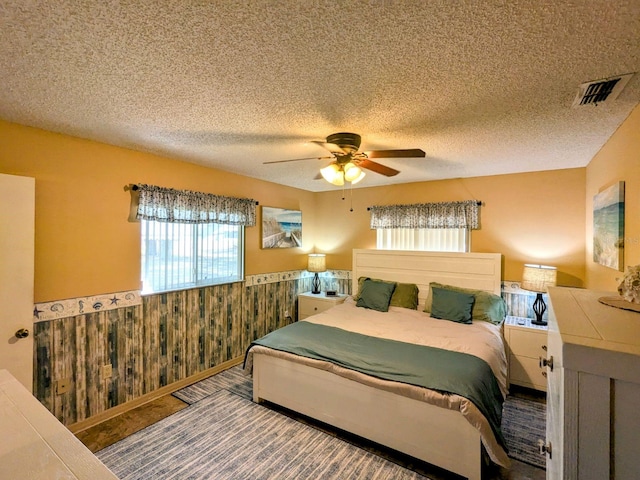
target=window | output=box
[376,228,469,252]
[132,183,256,295]
[369,200,479,253]
[141,220,244,294]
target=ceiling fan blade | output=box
[357,159,400,177]
[311,141,347,154]
[367,148,426,159]
[263,156,334,165]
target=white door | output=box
[0,173,35,391]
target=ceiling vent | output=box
[572,73,634,107]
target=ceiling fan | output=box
[263,132,426,186]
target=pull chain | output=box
[350,183,354,212]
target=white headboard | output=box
[352,249,503,309]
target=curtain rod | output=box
[127,184,259,205]
[367,200,482,211]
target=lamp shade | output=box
[320,163,365,186]
[307,253,326,273]
[320,164,344,186]
[343,162,362,182]
[522,264,557,292]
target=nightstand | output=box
[298,292,347,320]
[504,316,548,392]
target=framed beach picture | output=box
[261,207,302,249]
[593,181,625,271]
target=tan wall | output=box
[0,120,316,302]
[585,104,640,291]
[315,169,586,287]
[1,119,589,302]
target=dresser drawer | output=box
[509,328,547,358]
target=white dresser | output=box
[545,287,640,480]
[0,369,117,479]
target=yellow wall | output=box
[585,103,640,291]
[1,119,588,302]
[314,169,586,286]
[0,120,316,302]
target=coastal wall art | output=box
[261,207,302,249]
[593,181,625,271]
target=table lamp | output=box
[308,254,326,294]
[521,264,557,325]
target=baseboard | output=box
[68,356,244,434]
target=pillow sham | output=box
[430,286,475,324]
[424,282,506,325]
[354,277,419,310]
[389,282,419,310]
[356,279,397,312]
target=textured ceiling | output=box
[1,1,639,192]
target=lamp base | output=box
[311,273,321,294]
[531,292,548,326]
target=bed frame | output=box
[252,249,503,480]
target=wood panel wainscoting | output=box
[33,270,351,427]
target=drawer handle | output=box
[538,439,552,458]
[314,307,318,310]
[539,356,554,372]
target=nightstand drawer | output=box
[298,292,347,320]
[299,297,332,318]
[509,328,547,358]
[510,354,547,390]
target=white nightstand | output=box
[504,316,548,392]
[298,291,347,320]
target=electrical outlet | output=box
[55,378,70,395]
[102,364,113,379]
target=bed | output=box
[245,249,509,480]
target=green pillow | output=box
[355,276,419,310]
[389,282,419,310]
[424,282,506,325]
[356,279,397,312]
[430,286,475,324]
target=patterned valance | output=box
[135,184,257,226]
[369,200,480,230]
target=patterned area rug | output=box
[501,392,546,469]
[97,385,427,479]
[97,366,546,478]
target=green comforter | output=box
[246,321,506,449]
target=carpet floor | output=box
[96,366,546,479]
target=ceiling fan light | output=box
[320,164,344,186]
[344,162,365,184]
[350,170,365,184]
[343,162,362,182]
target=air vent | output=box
[572,73,634,107]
